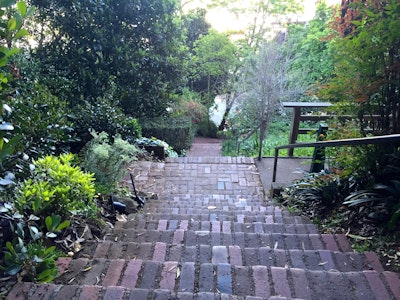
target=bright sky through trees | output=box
[184,0,341,32]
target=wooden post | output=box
[288,107,301,157]
[310,124,329,173]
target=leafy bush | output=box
[82,131,140,193]
[141,116,195,154]
[283,170,345,213]
[343,150,400,229]
[171,90,207,125]
[15,153,97,219]
[0,202,65,283]
[72,97,142,152]
[10,83,77,156]
[0,1,34,189]
[1,239,61,283]
[136,137,178,158]
[197,119,218,138]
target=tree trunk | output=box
[218,93,236,131]
[258,121,267,161]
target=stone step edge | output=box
[16,262,399,300]
[84,241,382,272]
[6,283,300,300]
[105,230,354,253]
[114,222,318,235]
[122,214,306,222]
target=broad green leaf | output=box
[17,1,27,16]
[7,18,16,31]
[45,215,52,230]
[14,28,28,39]
[5,241,17,256]
[15,12,22,28]
[45,246,56,254]
[56,220,70,231]
[25,6,35,17]
[0,56,8,67]
[6,48,20,57]
[364,9,375,18]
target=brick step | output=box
[81,241,382,272]
[166,156,255,164]
[140,205,289,215]
[143,200,273,214]
[129,212,305,224]
[13,261,398,299]
[115,219,317,235]
[105,229,353,252]
[140,193,266,200]
[6,283,300,300]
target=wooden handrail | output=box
[272,134,400,183]
[282,102,332,156]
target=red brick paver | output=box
[5,141,399,299]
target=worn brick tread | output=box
[5,157,396,299]
[118,220,316,234]
[8,268,400,300]
[104,229,358,253]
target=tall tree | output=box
[182,8,211,51]
[287,2,335,87]
[319,0,400,134]
[30,0,188,118]
[234,41,304,159]
[190,30,238,106]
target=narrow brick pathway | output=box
[6,140,400,299]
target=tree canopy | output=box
[30,0,188,117]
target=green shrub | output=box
[343,149,400,229]
[82,131,139,193]
[1,239,61,283]
[0,201,64,283]
[141,116,195,154]
[15,153,97,219]
[197,119,218,138]
[72,97,142,152]
[284,170,345,209]
[136,137,178,158]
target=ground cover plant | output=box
[222,115,316,157]
[0,154,98,282]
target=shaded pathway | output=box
[7,139,400,299]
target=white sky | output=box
[184,0,341,32]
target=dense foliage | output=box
[320,0,400,135]
[82,131,140,193]
[0,0,399,281]
[30,0,188,118]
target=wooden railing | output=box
[272,134,400,183]
[282,101,331,156]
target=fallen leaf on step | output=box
[167,265,177,272]
[83,266,92,272]
[116,214,127,222]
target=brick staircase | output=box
[6,157,400,299]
